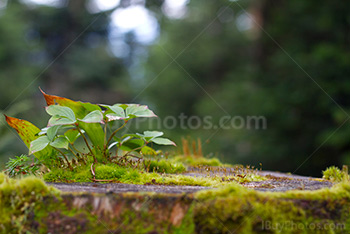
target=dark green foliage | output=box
[144,0,350,176]
[0,0,129,165]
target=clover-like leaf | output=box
[101,104,127,121]
[30,136,50,154]
[136,131,164,142]
[140,131,163,140]
[46,105,76,121]
[150,137,176,146]
[41,89,104,149]
[126,105,157,119]
[47,125,61,141]
[48,115,76,126]
[50,137,69,150]
[78,110,104,123]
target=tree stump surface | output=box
[49,169,333,194]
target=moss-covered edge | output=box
[2,173,350,234]
[194,182,350,234]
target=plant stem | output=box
[70,143,83,155]
[76,125,96,163]
[54,148,73,170]
[68,146,79,160]
[122,142,146,158]
[90,162,95,180]
[104,123,108,146]
[105,121,128,150]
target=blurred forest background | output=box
[0,0,349,176]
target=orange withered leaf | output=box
[4,114,55,159]
[4,115,41,148]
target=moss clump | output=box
[43,168,76,182]
[43,162,266,187]
[173,155,225,167]
[0,173,5,184]
[322,166,348,182]
[95,164,127,180]
[194,182,350,233]
[2,171,349,234]
[144,159,186,173]
[0,173,195,233]
[0,173,59,233]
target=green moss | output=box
[173,155,225,167]
[0,173,5,184]
[322,166,348,182]
[2,172,350,233]
[0,174,59,233]
[144,159,186,173]
[42,161,266,188]
[74,169,93,182]
[95,164,127,180]
[194,182,350,233]
[43,168,75,182]
[121,169,141,183]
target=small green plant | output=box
[322,166,349,182]
[5,155,40,177]
[5,89,175,175]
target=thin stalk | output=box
[122,143,146,158]
[123,154,142,160]
[104,123,108,146]
[90,163,95,180]
[76,125,96,163]
[54,148,73,170]
[103,122,109,159]
[105,121,128,149]
[68,146,79,160]
[70,143,83,155]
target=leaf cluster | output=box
[5,90,176,174]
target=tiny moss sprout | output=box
[322,165,349,182]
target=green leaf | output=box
[46,105,76,121]
[150,137,176,146]
[50,137,69,150]
[5,115,56,161]
[30,136,50,154]
[38,127,49,136]
[109,105,125,117]
[141,146,157,155]
[120,139,145,151]
[48,115,76,126]
[101,104,127,121]
[80,102,101,112]
[126,105,157,119]
[78,110,104,123]
[143,131,164,138]
[47,125,61,141]
[42,91,105,150]
[136,131,164,142]
[64,129,81,143]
